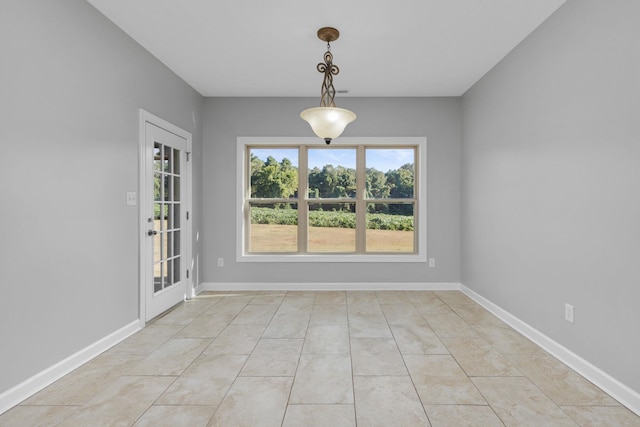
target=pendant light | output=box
[300,27,356,144]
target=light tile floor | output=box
[2,291,639,426]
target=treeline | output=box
[250,155,414,202]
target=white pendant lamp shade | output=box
[300,106,356,144]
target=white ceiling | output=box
[86,0,566,97]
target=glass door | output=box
[144,122,188,320]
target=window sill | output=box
[237,253,427,263]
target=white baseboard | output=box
[460,284,640,416]
[0,320,140,415]
[200,282,462,291]
[191,282,204,297]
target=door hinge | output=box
[186,151,191,161]
[186,270,189,279]
[186,211,189,220]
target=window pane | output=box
[249,203,298,252]
[366,203,414,253]
[366,148,414,199]
[308,203,356,252]
[250,148,298,198]
[308,148,356,199]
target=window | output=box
[237,137,427,262]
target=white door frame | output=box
[138,109,193,327]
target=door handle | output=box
[148,230,158,236]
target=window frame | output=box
[236,137,427,263]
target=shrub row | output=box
[251,207,413,231]
[251,207,297,225]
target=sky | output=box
[251,148,413,172]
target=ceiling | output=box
[86,0,566,97]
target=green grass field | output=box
[249,224,414,253]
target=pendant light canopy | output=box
[300,27,356,144]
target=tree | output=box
[308,164,357,199]
[387,163,414,198]
[250,154,265,196]
[385,163,414,215]
[366,168,390,199]
[335,166,357,198]
[251,155,298,199]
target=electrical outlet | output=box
[564,303,574,323]
[217,258,224,267]
[428,258,436,268]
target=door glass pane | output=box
[153,203,161,230]
[166,231,173,259]
[366,203,414,253]
[154,262,162,292]
[153,233,162,292]
[173,230,180,256]
[154,143,162,171]
[249,203,297,252]
[173,149,180,174]
[173,258,181,284]
[173,177,180,201]
[308,148,356,199]
[365,148,415,199]
[162,204,169,231]
[166,203,173,230]
[154,173,162,201]
[164,148,171,172]
[161,261,168,289]
[164,176,171,201]
[308,203,356,252]
[173,204,180,228]
[167,259,173,286]
[161,231,167,261]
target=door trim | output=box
[138,109,193,327]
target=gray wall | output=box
[0,0,204,393]
[462,0,640,392]
[202,97,461,284]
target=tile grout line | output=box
[280,289,314,427]
[346,291,360,427]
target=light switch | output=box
[126,192,137,206]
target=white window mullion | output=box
[356,145,367,253]
[244,147,252,253]
[299,146,309,253]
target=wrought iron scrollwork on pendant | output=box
[317,47,340,108]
